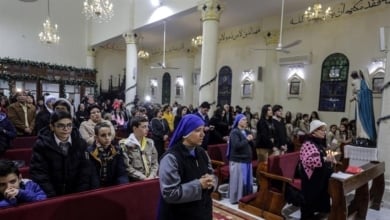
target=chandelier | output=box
[304,3,334,22]
[83,0,114,23]
[138,50,150,59]
[191,35,203,48]
[39,0,60,44]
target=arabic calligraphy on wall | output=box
[290,0,390,25]
[218,25,261,43]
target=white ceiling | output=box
[128,0,335,50]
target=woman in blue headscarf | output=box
[227,114,254,204]
[158,114,216,220]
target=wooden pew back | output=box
[0,179,160,220]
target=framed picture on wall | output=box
[289,81,300,95]
[372,77,384,93]
[241,81,253,98]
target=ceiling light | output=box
[138,50,150,59]
[39,0,60,44]
[304,2,334,22]
[191,35,203,48]
[83,0,114,23]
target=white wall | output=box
[130,6,389,129]
[0,0,88,67]
[95,49,126,91]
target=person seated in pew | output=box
[0,160,46,207]
[299,120,337,220]
[88,122,128,187]
[30,111,94,197]
[0,112,16,155]
[120,116,158,181]
[158,114,216,220]
[79,104,116,146]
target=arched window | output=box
[318,53,349,112]
[217,66,232,105]
[162,72,171,105]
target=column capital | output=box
[123,32,137,44]
[87,47,96,57]
[198,0,223,22]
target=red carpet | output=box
[213,201,259,220]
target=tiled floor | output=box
[218,188,390,220]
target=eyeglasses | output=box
[55,123,73,130]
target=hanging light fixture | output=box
[191,35,203,48]
[138,50,150,59]
[39,0,60,44]
[304,2,334,22]
[83,0,114,23]
[137,36,150,59]
[191,19,203,48]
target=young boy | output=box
[0,160,46,207]
[88,122,129,187]
[121,116,159,181]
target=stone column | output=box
[377,50,390,184]
[86,47,96,69]
[198,0,223,107]
[123,32,138,108]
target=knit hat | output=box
[168,114,205,148]
[309,120,327,133]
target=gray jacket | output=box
[121,133,158,180]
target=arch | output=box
[318,53,349,112]
[162,72,171,104]
[217,66,232,105]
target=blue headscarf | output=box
[232,114,245,129]
[227,114,246,159]
[168,114,205,148]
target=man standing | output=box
[272,105,288,154]
[194,102,213,150]
[7,92,36,136]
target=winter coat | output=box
[0,179,47,207]
[30,127,93,197]
[88,143,129,187]
[121,133,158,181]
[0,113,16,154]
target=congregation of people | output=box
[0,90,362,219]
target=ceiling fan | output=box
[150,21,179,70]
[253,0,302,54]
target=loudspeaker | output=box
[257,66,263,81]
[379,27,389,52]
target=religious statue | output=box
[350,70,377,147]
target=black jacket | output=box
[158,143,212,220]
[0,114,16,154]
[228,128,253,163]
[34,108,51,133]
[87,143,129,187]
[30,127,93,197]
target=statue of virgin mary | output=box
[350,70,377,146]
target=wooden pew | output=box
[238,151,301,220]
[0,179,160,220]
[328,161,385,220]
[10,136,37,149]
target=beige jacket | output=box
[120,133,158,181]
[79,119,116,145]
